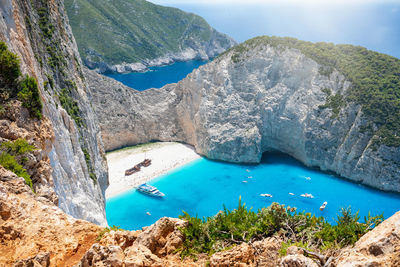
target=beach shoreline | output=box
[105,142,201,199]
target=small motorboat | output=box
[146,211,151,216]
[260,193,272,198]
[288,192,295,196]
[300,193,314,198]
[320,201,328,211]
[136,183,165,197]
[242,180,248,183]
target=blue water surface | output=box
[104,60,208,91]
[106,153,400,230]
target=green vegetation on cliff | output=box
[179,199,383,257]
[0,42,42,119]
[65,0,231,67]
[0,139,36,189]
[226,36,400,147]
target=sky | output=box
[150,0,400,58]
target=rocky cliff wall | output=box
[0,0,108,225]
[88,41,400,192]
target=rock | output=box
[334,211,400,267]
[78,244,125,267]
[99,230,140,250]
[134,217,187,257]
[280,254,319,267]
[286,246,304,256]
[210,243,256,267]
[88,38,400,192]
[252,237,281,266]
[124,244,162,267]
[13,252,50,267]
[77,217,185,266]
[0,166,101,266]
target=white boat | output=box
[260,193,272,198]
[320,201,328,211]
[300,193,314,198]
[137,183,165,197]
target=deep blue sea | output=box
[106,153,400,230]
[104,60,208,91]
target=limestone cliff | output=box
[0,0,108,225]
[88,37,400,193]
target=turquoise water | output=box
[104,60,208,91]
[106,153,400,230]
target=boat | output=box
[260,193,272,198]
[124,159,151,176]
[136,183,165,197]
[300,193,314,198]
[125,164,141,176]
[320,201,328,211]
[141,159,151,167]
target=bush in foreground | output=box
[178,198,383,257]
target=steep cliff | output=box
[88,37,400,192]
[65,0,236,73]
[0,0,108,225]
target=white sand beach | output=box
[105,142,201,199]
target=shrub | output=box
[1,138,36,155]
[0,139,36,189]
[0,41,21,88]
[178,199,383,258]
[0,152,32,189]
[18,75,43,119]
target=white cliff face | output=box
[88,43,400,193]
[0,0,108,225]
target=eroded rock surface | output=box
[0,167,101,266]
[334,211,400,267]
[76,217,187,267]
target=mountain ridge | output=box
[65,0,236,73]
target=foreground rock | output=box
[88,38,400,192]
[334,211,400,267]
[0,167,100,266]
[77,217,188,267]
